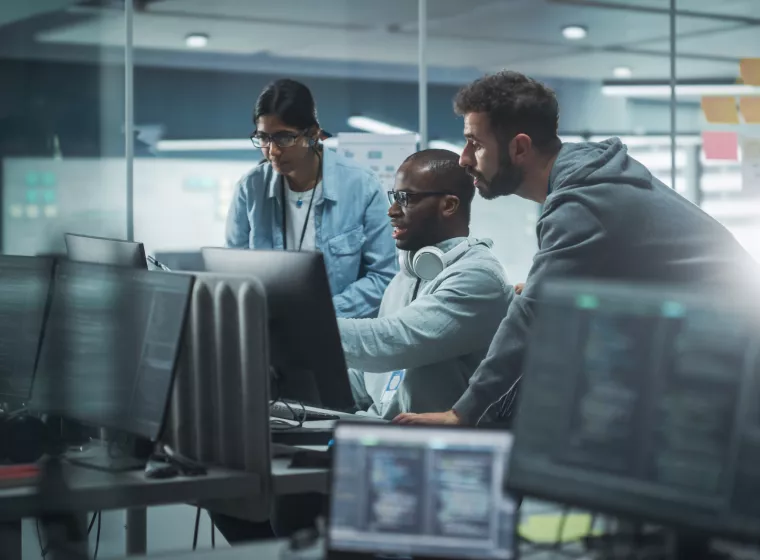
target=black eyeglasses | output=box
[250,130,307,149]
[387,190,456,207]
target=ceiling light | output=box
[185,33,209,49]
[602,83,760,98]
[429,140,464,153]
[157,139,251,151]
[613,66,633,79]
[347,116,413,135]
[561,25,587,40]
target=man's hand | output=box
[393,410,461,425]
[515,283,525,295]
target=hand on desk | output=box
[392,409,461,425]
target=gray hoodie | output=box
[454,138,760,425]
[338,237,513,419]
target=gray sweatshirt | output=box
[338,237,513,419]
[454,138,760,425]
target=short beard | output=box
[479,152,524,200]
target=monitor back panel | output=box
[508,279,760,542]
[65,233,147,269]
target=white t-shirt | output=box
[284,181,321,251]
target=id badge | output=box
[381,370,405,404]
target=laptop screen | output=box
[327,422,516,560]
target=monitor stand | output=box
[65,432,153,472]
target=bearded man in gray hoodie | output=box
[396,71,759,427]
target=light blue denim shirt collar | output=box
[266,150,339,203]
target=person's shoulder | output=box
[442,246,510,291]
[237,160,273,190]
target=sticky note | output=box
[740,58,760,86]
[739,97,760,124]
[701,97,739,124]
[702,131,738,161]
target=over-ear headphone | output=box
[399,238,494,281]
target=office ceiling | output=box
[2,0,758,82]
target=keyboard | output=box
[270,401,341,422]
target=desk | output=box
[0,462,260,560]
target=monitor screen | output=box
[508,279,760,542]
[31,262,193,441]
[0,256,54,401]
[328,422,516,560]
[65,233,147,269]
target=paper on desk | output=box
[701,97,739,124]
[741,136,760,192]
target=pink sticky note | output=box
[702,131,739,160]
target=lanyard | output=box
[411,278,421,302]
[280,175,318,251]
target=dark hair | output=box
[454,71,561,154]
[254,79,319,131]
[400,149,475,219]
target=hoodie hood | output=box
[549,138,653,196]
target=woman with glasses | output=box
[225,78,396,318]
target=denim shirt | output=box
[225,150,398,318]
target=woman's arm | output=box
[332,178,397,318]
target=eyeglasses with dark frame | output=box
[387,190,457,207]
[250,130,308,149]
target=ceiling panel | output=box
[646,25,760,59]
[493,49,738,80]
[147,0,501,29]
[420,0,738,48]
[580,0,760,18]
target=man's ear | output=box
[441,195,460,218]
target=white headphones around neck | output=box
[399,238,494,281]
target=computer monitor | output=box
[31,261,193,445]
[65,233,147,269]
[507,279,760,544]
[0,255,54,402]
[327,421,517,560]
[201,248,355,411]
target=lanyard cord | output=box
[281,151,321,251]
[411,278,421,302]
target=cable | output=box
[192,506,201,550]
[93,512,102,560]
[210,511,215,548]
[36,518,47,558]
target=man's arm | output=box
[225,178,251,249]
[332,179,397,318]
[338,265,512,373]
[396,200,609,425]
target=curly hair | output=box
[454,71,561,154]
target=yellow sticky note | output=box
[740,58,760,86]
[519,513,601,543]
[701,97,739,123]
[739,97,760,124]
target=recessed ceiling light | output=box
[613,66,633,79]
[561,25,587,40]
[185,33,209,48]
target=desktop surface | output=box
[30,261,193,442]
[327,422,516,560]
[508,279,760,543]
[0,255,54,401]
